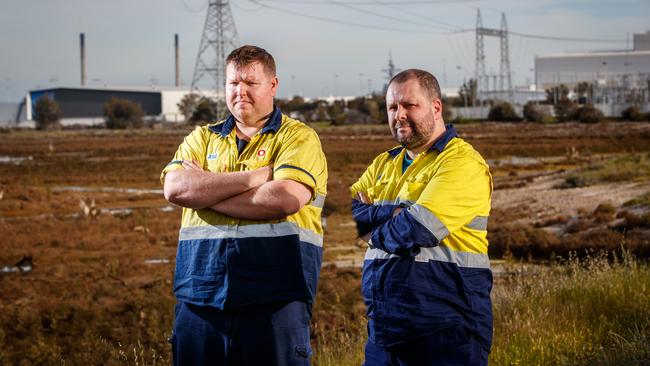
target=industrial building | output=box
[10,86,197,127]
[534,31,650,114]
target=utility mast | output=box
[190,0,239,119]
[382,50,400,94]
[475,9,513,104]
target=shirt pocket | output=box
[366,180,389,202]
[398,181,427,202]
[207,158,229,173]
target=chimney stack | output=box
[175,34,180,87]
[80,33,86,86]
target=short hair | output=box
[388,69,441,100]
[226,45,276,76]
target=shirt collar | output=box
[428,124,457,153]
[208,105,283,137]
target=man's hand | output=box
[357,192,372,204]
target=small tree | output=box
[523,102,550,123]
[190,97,218,124]
[177,93,199,122]
[554,98,578,122]
[488,101,520,122]
[621,106,646,121]
[34,96,62,130]
[103,97,144,129]
[575,104,604,123]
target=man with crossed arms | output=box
[351,69,493,365]
[162,45,327,365]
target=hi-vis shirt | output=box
[161,107,327,309]
[350,125,493,351]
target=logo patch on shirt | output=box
[257,149,267,158]
[207,153,219,160]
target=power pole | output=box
[191,0,239,119]
[475,9,513,104]
[475,9,485,106]
[382,50,399,94]
[500,12,513,102]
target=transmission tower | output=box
[474,9,513,104]
[382,50,400,94]
[191,0,239,119]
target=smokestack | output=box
[174,34,180,87]
[80,33,86,86]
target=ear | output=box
[432,98,443,121]
[270,76,279,97]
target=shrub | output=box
[103,98,144,129]
[554,98,577,122]
[34,96,62,130]
[522,102,550,123]
[488,102,521,122]
[177,93,199,122]
[621,105,646,121]
[575,104,604,123]
[189,97,218,124]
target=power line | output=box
[510,31,625,43]
[181,0,208,13]
[247,0,448,34]
[450,28,626,43]
[326,0,446,30]
[256,0,483,4]
[254,0,628,44]
[370,0,465,31]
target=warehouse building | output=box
[12,86,203,127]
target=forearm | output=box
[164,169,262,209]
[351,199,399,237]
[211,180,311,220]
[370,209,439,257]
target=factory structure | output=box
[534,31,650,115]
[21,86,194,126]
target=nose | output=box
[235,82,247,97]
[395,105,407,122]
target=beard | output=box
[392,119,434,151]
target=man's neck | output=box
[235,108,274,141]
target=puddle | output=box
[160,205,176,212]
[487,156,542,167]
[0,155,33,165]
[51,186,163,195]
[144,258,171,265]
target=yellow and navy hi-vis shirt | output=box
[350,125,493,351]
[161,106,327,309]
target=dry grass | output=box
[1,122,650,364]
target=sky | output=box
[1,0,649,102]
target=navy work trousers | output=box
[171,300,312,366]
[363,326,488,366]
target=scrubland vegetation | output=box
[1,122,649,365]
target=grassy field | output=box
[1,122,649,364]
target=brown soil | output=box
[0,121,649,363]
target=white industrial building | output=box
[1,86,222,127]
[534,31,650,114]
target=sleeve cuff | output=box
[274,164,318,199]
[159,160,184,185]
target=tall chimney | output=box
[174,33,180,87]
[80,33,86,86]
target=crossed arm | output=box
[351,192,437,257]
[164,160,312,220]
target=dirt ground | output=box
[0,121,649,363]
